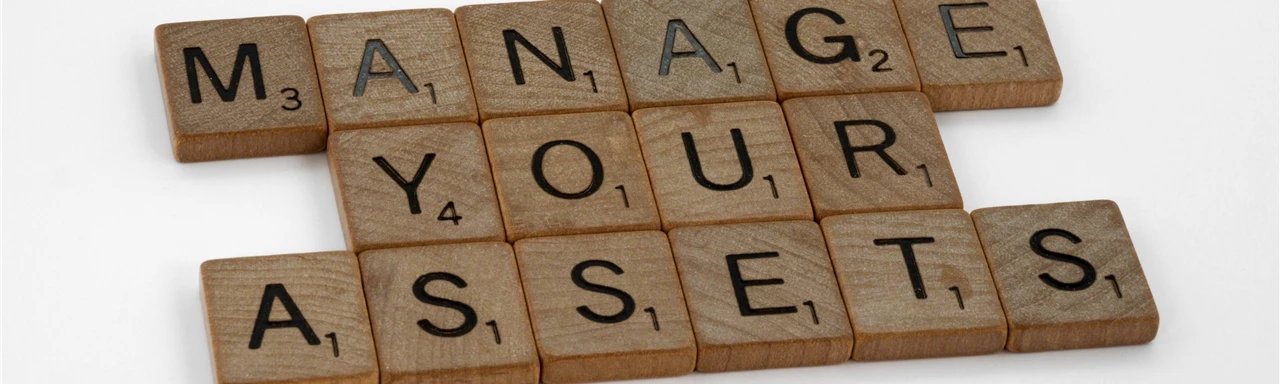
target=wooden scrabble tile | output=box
[308,9,478,131]
[895,0,1062,111]
[360,242,538,383]
[782,92,961,218]
[668,221,852,372]
[749,0,920,99]
[456,1,628,120]
[602,0,776,110]
[483,112,660,241]
[632,101,812,230]
[514,231,696,383]
[201,251,378,384]
[328,123,504,253]
[821,209,1006,361]
[156,16,327,162]
[972,200,1159,352]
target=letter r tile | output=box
[668,221,852,372]
[972,200,1159,352]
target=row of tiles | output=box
[156,0,1063,162]
[202,201,1158,384]
[330,93,961,253]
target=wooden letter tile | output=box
[972,200,1159,352]
[328,123,504,252]
[782,92,961,218]
[308,9,478,131]
[895,0,1062,111]
[633,101,812,230]
[822,210,1005,361]
[360,242,538,383]
[156,16,327,162]
[514,231,696,383]
[602,0,776,110]
[201,252,378,384]
[749,0,920,99]
[456,1,628,120]
[483,112,660,241]
[668,221,852,372]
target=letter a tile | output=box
[360,243,539,383]
[782,92,962,219]
[822,210,1006,360]
[328,123,504,252]
[633,101,812,230]
[156,16,326,162]
[309,9,478,130]
[456,1,628,120]
[895,0,1062,111]
[201,251,378,384]
[669,221,852,372]
[972,200,1159,352]
[515,231,697,383]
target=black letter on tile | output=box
[785,7,860,64]
[1030,229,1097,291]
[659,19,722,76]
[835,120,906,178]
[571,260,636,324]
[354,39,419,96]
[414,272,479,337]
[683,129,753,191]
[183,44,266,103]
[249,284,321,349]
[503,28,576,85]
[874,237,936,299]
[939,3,1008,59]
[531,140,604,199]
[727,252,798,317]
[373,154,435,215]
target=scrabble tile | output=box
[602,0,776,110]
[632,101,812,230]
[821,210,1006,361]
[782,92,961,218]
[201,252,378,384]
[156,16,327,162]
[308,9,478,131]
[668,221,852,372]
[514,231,697,383]
[972,200,1159,352]
[456,1,628,120]
[895,0,1062,111]
[328,123,504,253]
[483,112,660,241]
[749,0,920,99]
[360,242,538,383]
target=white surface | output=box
[3,0,1278,382]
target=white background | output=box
[3,0,1278,382]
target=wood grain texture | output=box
[200,252,378,384]
[308,9,478,131]
[359,242,538,384]
[328,123,504,253]
[602,0,776,110]
[895,0,1062,111]
[156,16,327,162]
[632,101,812,230]
[483,111,660,241]
[749,0,920,99]
[971,200,1159,352]
[821,209,1005,361]
[456,1,628,120]
[782,92,961,218]
[514,231,696,383]
[668,221,852,372]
